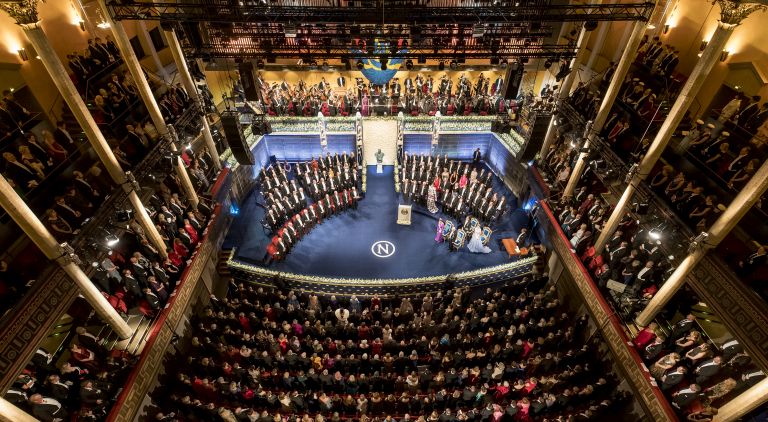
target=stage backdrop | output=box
[362,119,398,165]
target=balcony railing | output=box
[537,200,679,421]
[0,103,201,392]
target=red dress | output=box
[633,328,656,349]
[184,224,199,244]
[174,241,189,258]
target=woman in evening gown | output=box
[435,219,445,243]
[650,352,680,380]
[467,226,491,254]
[427,184,439,213]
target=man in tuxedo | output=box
[668,314,696,345]
[740,369,765,388]
[516,228,529,246]
[644,335,665,361]
[660,366,687,391]
[472,148,482,168]
[671,384,701,409]
[3,152,40,188]
[53,121,78,154]
[29,393,68,421]
[720,338,742,361]
[45,374,72,405]
[694,356,722,385]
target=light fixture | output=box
[648,230,661,240]
[544,59,553,69]
[256,59,265,69]
[700,40,708,51]
[115,209,134,222]
[18,48,28,61]
[438,61,445,70]
[79,20,85,32]
[405,59,413,70]
[663,24,670,34]
[584,21,598,31]
[720,50,730,62]
[357,59,364,70]
[380,57,387,71]
[500,58,508,69]
[105,233,120,247]
[647,24,656,30]
[449,60,458,70]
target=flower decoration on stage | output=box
[355,112,363,146]
[431,111,441,146]
[317,112,328,147]
[351,39,407,85]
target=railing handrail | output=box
[539,200,679,422]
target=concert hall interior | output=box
[0,1,767,422]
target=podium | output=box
[397,204,412,225]
[376,163,383,173]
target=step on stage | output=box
[225,166,532,279]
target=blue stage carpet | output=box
[225,165,533,279]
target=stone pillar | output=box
[0,397,37,422]
[14,19,168,259]
[138,21,170,83]
[539,27,591,157]
[612,22,634,62]
[98,0,200,210]
[592,3,763,252]
[562,20,647,198]
[713,377,768,422]
[636,157,768,326]
[165,27,222,170]
[0,174,131,339]
[586,20,610,71]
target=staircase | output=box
[97,313,157,356]
[217,248,233,276]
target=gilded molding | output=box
[716,0,767,25]
[539,204,676,421]
[686,256,768,372]
[0,0,41,25]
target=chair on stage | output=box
[480,226,492,246]
[465,216,479,234]
[442,220,455,241]
[451,229,466,251]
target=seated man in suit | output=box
[671,384,701,409]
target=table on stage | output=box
[501,238,528,258]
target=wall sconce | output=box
[17,48,28,61]
[663,24,670,34]
[720,50,730,62]
[79,20,85,32]
[700,40,708,51]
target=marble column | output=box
[16,20,168,259]
[562,20,647,198]
[138,21,171,83]
[713,377,768,422]
[636,157,768,326]
[539,27,591,158]
[165,27,222,170]
[0,174,131,339]
[0,397,37,422]
[98,0,200,210]
[594,11,751,253]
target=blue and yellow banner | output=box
[352,39,407,85]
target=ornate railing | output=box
[265,115,498,134]
[107,203,230,422]
[228,252,537,297]
[538,201,678,422]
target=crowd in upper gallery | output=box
[243,72,532,118]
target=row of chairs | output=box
[443,216,492,250]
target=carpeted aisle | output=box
[226,165,532,279]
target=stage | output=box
[224,165,534,279]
